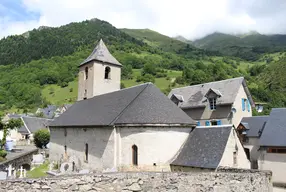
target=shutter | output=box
[217,120,222,125]
[247,99,251,112]
[242,98,245,111]
[197,121,201,126]
[205,121,210,126]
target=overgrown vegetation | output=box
[33,129,50,149]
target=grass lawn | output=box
[27,161,49,178]
[42,80,78,105]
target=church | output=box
[49,39,250,172]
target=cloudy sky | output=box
[1,0,286,40]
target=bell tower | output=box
[78,39,122,101]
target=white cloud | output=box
[1,0,286,39]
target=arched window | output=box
[85,67,88,80]
[85,143,89,162]
[132,145,138,166]
[104,66,111,79]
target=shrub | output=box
[69,88,73,92]
[34,129,50,149]
[0,150,7,158]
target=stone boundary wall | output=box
[0,169,272,192]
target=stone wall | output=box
[0,169,272,192]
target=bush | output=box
[34,129,50,149]
[69,88,73,92]
[0,150,7,158]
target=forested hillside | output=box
[0,18,286,116]
[193,32,286,61]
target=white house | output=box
[168,77,254,128]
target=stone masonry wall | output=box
[0,169,272,192]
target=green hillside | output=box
[0,18,286,116]
[193,32,286,61]
[120,28,217,58]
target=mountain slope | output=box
[120,28,216,58]
[0,19,149,66]
[193,32,286,61]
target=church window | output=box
[85,143,89,162]
[209,98,216,110]
[85,67,88,80]
[132,145,138,166]
[105,66,111,79]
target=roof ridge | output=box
[82,83,152,101]
[172,77,244,91]
[109,83,150,125]
[23,116,52,120]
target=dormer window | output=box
[205,88,221,111]
[209,98,217,110]
[170,94,184,106]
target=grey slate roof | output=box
[241,116,268,137]
[50,83,196,127]
[80,39,122,67]
[171,126,232,169]
[168,77,254,109]
[19,117,53,134]
[260,108,286,146]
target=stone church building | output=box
[49,39,250,172]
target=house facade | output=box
[171,125,250,171]
[237,116,268,169]
[18,116,52,142]
[169,77,254,128]
[258,108,286,184]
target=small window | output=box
[85,143,88,162]
[267,148,286,153]
[211,121,218,126]
[104,66,111,79]
[233,151,237,166]
[132,145,138,166]
[85,67,88,80]
[64,145,67,158]
[209,98,217,110]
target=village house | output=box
[258,108,286,184]
[171,125,250,171]
[49,39,250,173]
[237,116,268,169]
[36,105,57,119]
[18,116,52,143]
[168,77,254,128]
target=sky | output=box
[1,0,286,40]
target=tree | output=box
[33,129,50,149]
[0,118,23,150]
